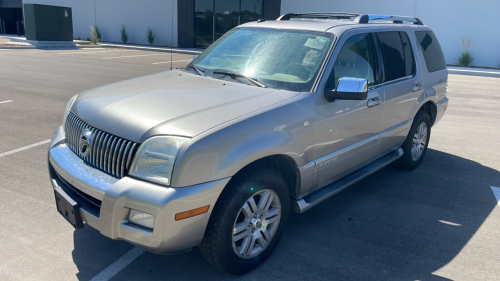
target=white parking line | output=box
[438,220,462,226]
[0,139,51,158]
[0,100,13,104]
[90,247,145,281]
[492,186,500,207]
[102,53,169,59]
[152,59,191,65]
[58,49,137,55]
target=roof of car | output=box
[241,19,356,32]
[240,13,428,34]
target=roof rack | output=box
[276,13,423,25]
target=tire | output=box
[394,110,431,170]
[199,167,290,274]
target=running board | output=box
[293,148,403,213]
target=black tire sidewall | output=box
[214,169,289,274]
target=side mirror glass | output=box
[325,77,368,102]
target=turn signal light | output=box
[175,205,210,221]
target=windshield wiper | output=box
[212,70,267,88]
[187,65,205,76]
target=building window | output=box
[241,0,263,24]
[194,0,263,48]
[194,0,214,48]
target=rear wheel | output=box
[394,111,431,170]
[199,167,289,274]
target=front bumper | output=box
[48,126,229,254]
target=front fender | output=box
[170,93,317,188]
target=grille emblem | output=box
[79,129,93,157]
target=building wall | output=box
[281,0,500,68]
[22,0,178,47]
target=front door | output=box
[312,32,384,192]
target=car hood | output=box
[72,70,299,143]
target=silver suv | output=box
[48,13,449,274]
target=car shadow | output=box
[72,149,500,280]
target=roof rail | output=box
[277,13,423,25]
[277,12,360,21]
[365,15,423,25]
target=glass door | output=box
[240,0,262,24]
[215,15,239,41]
[194,0,263,48]
[214,0,240,41]
[194,0,214,48]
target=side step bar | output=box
[293,148,403,213]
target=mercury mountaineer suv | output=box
[48,13,449,274]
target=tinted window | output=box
[378,32,406,81]
[400,32,416,77]
[331,33,376,87]
[416,31,446,72]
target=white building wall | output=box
[281,0,500,68]
[22,0,178,47]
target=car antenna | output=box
[170,0,174,70]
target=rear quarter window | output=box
[416,31,446,73]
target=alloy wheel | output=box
[411,122,428,161]
[232,189,281,259]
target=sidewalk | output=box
[447,66,500,78]
[0,34,203,55]
[97,42,203,55]
[0,34,91,48]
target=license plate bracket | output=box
[54,186,84,229]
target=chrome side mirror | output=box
[325,77,368,102]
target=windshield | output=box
[186,27,335,92]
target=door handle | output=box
[413,83,423,92]
[367,96,381,108]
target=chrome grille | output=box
[65,112,137,178]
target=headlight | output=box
[129,136,189,186]
[63,95,78,125]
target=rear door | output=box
[376,30,423,156]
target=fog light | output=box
[128,209,154,229]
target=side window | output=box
[400,32,416,77]
[330,33,376,87]
[416,31,446,72]
[377,31,408,82]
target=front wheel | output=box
[199,167,289,274]
[394,111,431,170]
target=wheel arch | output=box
[419,100,437,126]
[225,154,301,200]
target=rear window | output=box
[416,31,446,73]
[377,31,415,82]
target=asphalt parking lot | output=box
[1,47,499,281]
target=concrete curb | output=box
[0,44,102,50]
[0,42,203,55]
[97,43,203,55]
[448,67,500,78]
